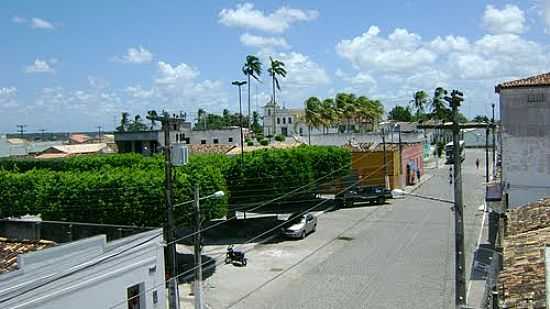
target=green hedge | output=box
[0,146,350,226]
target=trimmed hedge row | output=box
[0,146,350,226]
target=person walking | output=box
[475,158,480,169]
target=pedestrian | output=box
[475,158,480,169]
[416,168,421,181]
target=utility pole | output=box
[381,127,389,189]
[491,103,496,177]
[97,126,102,143]
[397,124,403,185]
[446,90,466,307]
[485,125,490,184]
[16,124,27,138]
[39,129,46,141]
[232,80,247,170]
[193,184,204,309]
[147,111,180,309]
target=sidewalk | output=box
[403,173,434,193]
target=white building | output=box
[262,101,330,137]
[0,229,166,309]
[496,72,550,208]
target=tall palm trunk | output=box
[247,74,251,129]
[272,76,276,135]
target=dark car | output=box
[337,186,389,207]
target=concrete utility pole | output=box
[491,103,496,177]
[16,124,27,138]
[147,111,180,309]
[193,184,204,309]
[446,90,466,307]
[397,124,403,185]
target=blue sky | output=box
[1,0,549,132]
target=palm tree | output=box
[267,57,287,135]
[320,98,336,134]
[431,87,450,121]
[335,93,357,133]
[147,110,158,130]
[117,112,130,132]
[242,55,262,127]
[410,90,429,121]
[305,97,322,144]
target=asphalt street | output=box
[202,149,487,309]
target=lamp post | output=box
[174,189,225,309]
[491,103,496,178]
[232,80,247,170]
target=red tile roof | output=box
[496,72,550,92]
[0,238,56,273]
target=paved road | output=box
[203,149,487,309]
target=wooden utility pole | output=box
[381,127,389,189]
[193,184,204,309]
[446,90,466,306]
[147,111,180,309]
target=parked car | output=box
[281,213,317,239]
[337,186,388,207]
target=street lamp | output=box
[232,80,247,170]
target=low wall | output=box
[0,219,153,243]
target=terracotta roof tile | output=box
[0,238,56,273]
[496,72,550,92]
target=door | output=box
[281,127,288,136]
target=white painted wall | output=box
[500,87,550,208]
[0,230,166,309]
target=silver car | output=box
[282,213,317,239]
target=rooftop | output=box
[498,198,550,308]
[495,72,550,92]
[0,238,56,274]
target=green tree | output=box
[410,90,429,120]
[128,115,148,132]
[472,115,490,123]
[250,111,262,135]
[388,105,413,122]
[116,112,130,132]
[242,55,262,126]
[305,97,322,142]
[267,57,287,134]
[146,110,158,130]
[430,87,451,121]
[320,98,336,134]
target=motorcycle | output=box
[225,245,247,266]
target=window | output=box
[299,127,304,135]
[201,139,206,144]
[277,118,280,124]
[127,283,144,309]
[213,138,219,144]
[268,109,271,116]
[228,137,233,143]
[283,117,286,124]
[528,93,544,103]
[288,117,292,124]
[185,137,190,144]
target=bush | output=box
[265,135,273,139]
[274,135,285,142]
[259,139,269,146]
[0,147,350,226]
[247,141,254,146]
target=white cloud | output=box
[24,58,56,74]
[0,87,18,108]
[336,26,437,73]
[113,46,153,64]
[240,33,290,49]
[155,61,199,85]
[12,16,26,24]
[218,3,318,33]
[30,17,55,30]
[482,5,526,34]
[336,22,550,116]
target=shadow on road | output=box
[176,253,217,283]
